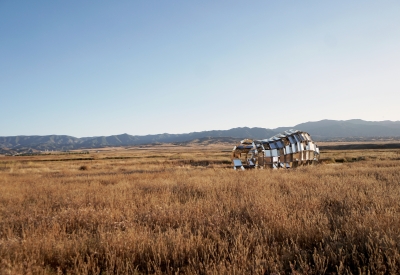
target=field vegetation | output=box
[1,147,400,274]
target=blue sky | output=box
[1,1,399,137]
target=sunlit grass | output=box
[1,149,400,274]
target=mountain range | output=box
[1,119,400,154]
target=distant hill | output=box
[1,119,400,154]
[296,119,400,139]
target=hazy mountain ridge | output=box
[2,120,400,154]
[296,119,400,139]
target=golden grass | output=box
[1,149,400,274]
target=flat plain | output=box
[1,146,400,274]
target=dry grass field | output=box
[1,147,400,274]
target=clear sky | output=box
[1,1,399,137]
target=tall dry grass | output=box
[0,149,400,274]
